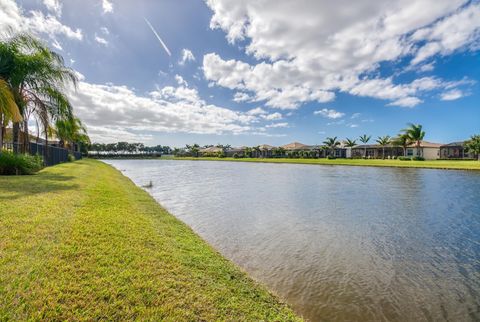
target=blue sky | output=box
[1,0,479,147]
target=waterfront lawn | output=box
[176,157,480,171]
[0,159,300,321]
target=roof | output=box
[258,144,275,150]
[407,140,443,148]
[440,141,466,147]
[199,146,223,153]
[281,142,309,150]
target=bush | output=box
[327,155,336,159]
[0,151,44,175]
[412,156,425,161]
[67,154,76,162]
[398,156,412,161]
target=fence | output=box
[2,142,82,166]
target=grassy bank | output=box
[175,157,480,171]
[0,159,300,321]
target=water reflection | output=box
[106,160,480,322]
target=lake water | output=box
[104,159,480,322]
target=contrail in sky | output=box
[144,17,172,57]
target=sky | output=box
[1,0,479,147]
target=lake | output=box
[104,159,480,322]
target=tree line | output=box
[89,142,172,154]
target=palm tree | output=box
[54,116,90,153]
[323,136,340,157]
[402,123,425,157]
[0,79,22,152]
[252,145,261,158]
[344,138,356,158]
[465,134,480,161]
[376,135,391,159]
[359,134,371,158]
[392,134,410,157]
[0,33,77,155]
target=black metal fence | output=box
[2,142,82,166]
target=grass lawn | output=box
[0,159,300,321]
[174,157,480,171]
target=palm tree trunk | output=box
[23,119,30,154]
[44,126,48,166]
[0,115,3,154]
[12,122,20,154]
[382,147,385,159]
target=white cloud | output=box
[94,34,108,45]
[247,107,267,115]
[174,74,188,86]
[67,80,285,142]
[0,0,83,42]
[314,108,345,119]
[387,97,423,108]
[204,0,479,109]
[440,89,464,101]
[351,113,361,119]
[265,122,289,128]
[43,0,62,17]
[100,26,110,35]
[102,0,113,14]
[233,92,252,102]
[262,112,282,120]
[179,48,196,65]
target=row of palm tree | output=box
[0,32,88,158]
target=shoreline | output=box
[166,157,480,171]
[0,159,301,321]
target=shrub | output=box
[67,154,76,162]
[233,153,240,158]
[0,152,44,175]
[327,155,336,159]
[398,156,412,161]
[412,156,425,161]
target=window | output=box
[407,149,413,156]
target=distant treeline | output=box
[88,142,172,154]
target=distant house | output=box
[225,147,246,157]
[281,142,310,151]
[352,144,403,158]
[406,141,442,159]
[252,144,275,158]
[440,142,475,159]
[198,146,223,156]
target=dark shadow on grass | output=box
[0,173,79,201]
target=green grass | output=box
[175,157,480,170]
[0,159,300,321]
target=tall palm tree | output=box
[0,79,22,152]
[252,145,261,158]
[402,123,425,157]
[54,116,89,153]
[359,134,371,158]
[392,134,410,157]
[344,138,356,158]
[376,135,391,159]
[0,33,77,155]
[323,136,340,157]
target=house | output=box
[352,144,404,158]
[225,147,246,157]
[440,142,475,159]
[406,141,442,159]
[281,142,310,151]
[252,144,275,158]
[198,146,224,156]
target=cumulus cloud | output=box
[102,0,113,13]
[314,108,345,119]
[265,122,289,128]
[0,0,82,42]
[67,79,291,142]
[387,97,423,108]
[43,0,62,17]
[204,0,479,108]
[94,34,108,45]
[179,48,196,65]
[440,89,464,101]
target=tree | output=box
[54,116,89,153]
[0,79,22,152]
[359,134,371,158]
[344,138,356,158]
[392,134,410,157]
[0,33,78,156]
[376,135,391,159]
[186,143,200,157]
[402,123,425,157]
[323,136,340,157]
[465,135,480,161]
[252,146,261,158]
